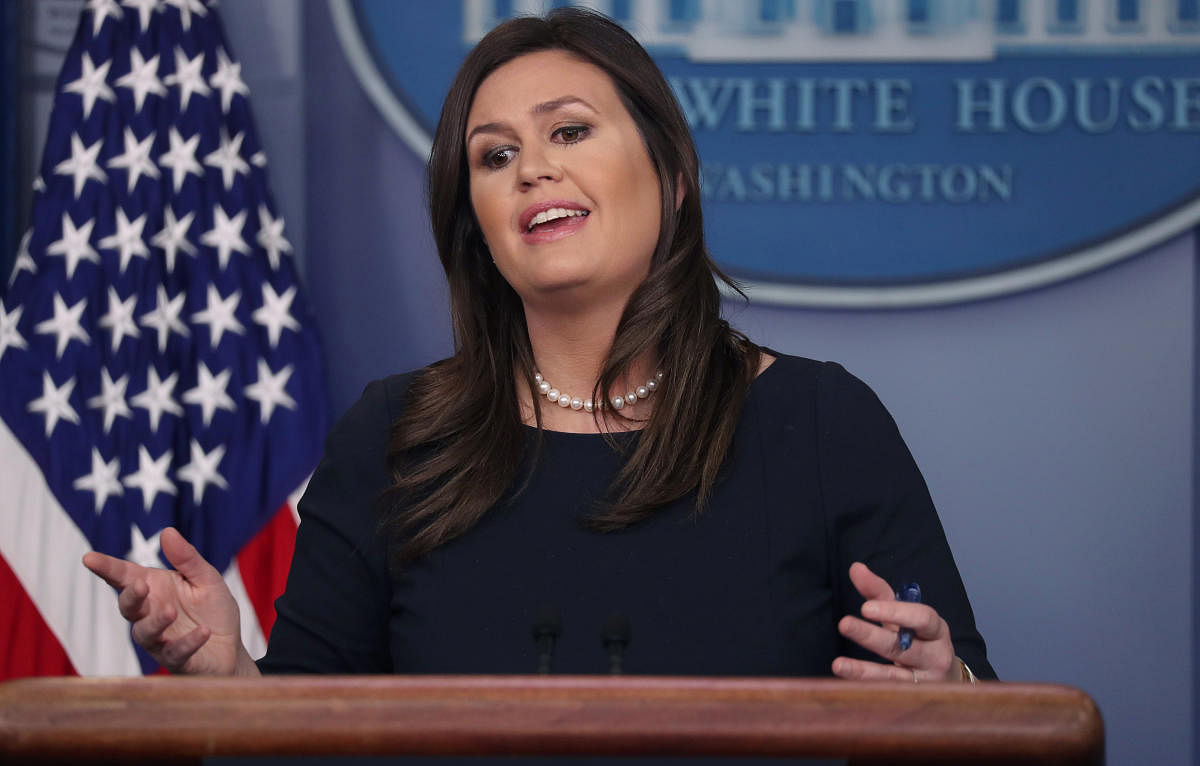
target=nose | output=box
[516,143,560,188]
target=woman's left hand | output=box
[832,561,959,682]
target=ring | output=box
[911,668,918,684]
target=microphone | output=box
[601,613,631,675]
[531,605,561,674]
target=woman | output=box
[84,8,992,682]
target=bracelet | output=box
[956,656,979,685]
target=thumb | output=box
[160,528,223,586]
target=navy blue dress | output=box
[259,354,994,679]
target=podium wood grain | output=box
[0,676,1102,764]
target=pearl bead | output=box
[570,398,583,410]
[636,385,648,399]
[538,380,551,395]
[611,396,625,410]
[655,371,664,380]
[547,388,560,401]
[584,399,594,412]
[626,391,637,405]
[557,394,571,407]
[534,372,543,383]
[646,379,657,391]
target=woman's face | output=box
[465,50,663,311]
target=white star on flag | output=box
[182,362,236,427]
[139,285,190,353]
[130,366,183,432]
[192,285,245,348]
[73,448,124,515]
[0,303,28,363]
[106,128,160,193]
[201,204,250,270]
[244,359,297,423]
[115,48,166,112]
[163,0,207,31]
[98,208,151,273]
[253,283,300,348]
[98,287,141,352]
[63,52,115,119]
[27,372,81,437]
[35,293,90,359]
[151,207,198,272]
[159,127,202,192]
[256,206,293,270]
[121,0,159,32]
[86,0,124,36]
[122,446,177,512]
[54,133,108,199]
[164,47,210,110]
[126,525,165,569]
[209,47,249,112]
[10,230,37,285]
[204,131,249,191]
[176,440,229,504]
[87,368,134,433]
[46,213,101,279]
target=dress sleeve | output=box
[256,378,397,674]
[815,362,996,679]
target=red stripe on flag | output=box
[0,554,76,679]
[236,504,297,640]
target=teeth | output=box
[527,207,588,231]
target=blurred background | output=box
[2,1,1195,763]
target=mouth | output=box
[519,201,591,232]
[519,201,591,244]
[525,207,590,232]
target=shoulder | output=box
[747,352,900,445]
[750,351,878,409]
[316,367,432,480]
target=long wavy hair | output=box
[382,7,760,568]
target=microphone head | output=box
[532,604,562,639]
[602,613,631,645]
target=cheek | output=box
[469,185,504,245]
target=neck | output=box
[521,301,656,433]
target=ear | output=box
[674,172,685,211]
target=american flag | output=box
[0,0,328,677]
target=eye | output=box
[481,146,516,170]
[553,125,589,143]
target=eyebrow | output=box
[466,96,598,144]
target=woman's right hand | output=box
[82,527,260,676]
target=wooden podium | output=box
[0,676,1102,764]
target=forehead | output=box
[467,49,624,126]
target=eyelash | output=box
[479,124,591,171]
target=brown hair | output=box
[383,7,760,567]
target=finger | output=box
[862,600,945,642]
[848,562,896,603]
[839,615,932,665]
[116,578,152,621]
[158,626,212,672]
[160,528,223,587]
[130,601,179,649]
[82,551,137,590]
[832,656,918,683]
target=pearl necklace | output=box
[534,370,663,413]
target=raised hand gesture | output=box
[82,527,260,676]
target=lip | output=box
[518,199,591,233]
